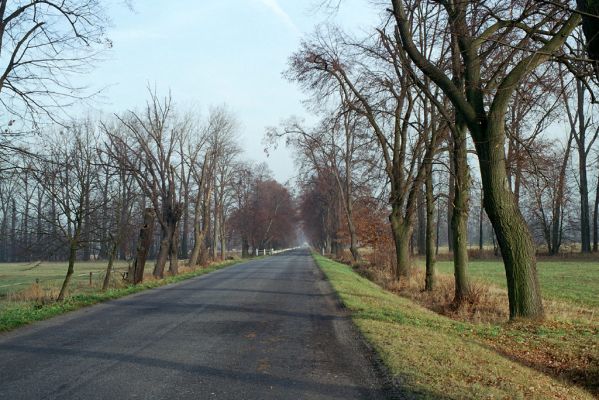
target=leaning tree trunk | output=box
[390,207,412,279]
[57,239,78,301]
[129,208,156,284]
[424,160,436,291]
[452,122,470,305]
[475,120,544,320]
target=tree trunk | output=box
[475,120,544,319]
[551,134,573,255]
[168,223,179,275]
[593,173,599,252]
[181,203,189,259]
[210,186,218,260]
[189,230,206,266]
[102,241,118,291]
[417,183,426,256]
[129,208,155,284]
[577,79,591,253]
[220,214,226,260]
[390,208,411,278]
[479,189,484,251]
[82,189,91,261]
[10,199,16,262]
[579,147,591,253]
[154,225,171,278]
[452,122,470,305]
[447,140,455,253]
[241,236,250,258]
[424,161,435,291]
[57,240,78,301]
[435,199,441,256]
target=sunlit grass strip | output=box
[313,253,595,400]
[0,259,243,333]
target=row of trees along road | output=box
[1,95,298,299]
[0,1,298,299]
[276,1,599,320]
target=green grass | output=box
[433,260,599,309]
[0,260,129,297]
[0,259,243,332]
[314,254,597,400]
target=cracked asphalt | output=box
[0,249,389,399]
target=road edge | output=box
[0,257,264,335]
[310,252,410,400]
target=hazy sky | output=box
[86,0,381,183]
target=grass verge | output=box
[314,253,598,400]
[0,259,243,333]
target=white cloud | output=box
[256,0,300,35]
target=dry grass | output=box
[7,283,59,304]
[351,262,510,323]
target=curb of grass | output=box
[0,257,257,333]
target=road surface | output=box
[0,249,391,399]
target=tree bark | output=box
[129,208,155,284]
[550,134,573,255]
[102,241,118,291]
[241,236,250,258]
[578,144,591,253]
[57,240,78,301]
[475,119,544,319]
[390,208,411,278]
[417,182,426,256]
[593,173,599,252]
[452,122,470,305]
[168,224,179,275]
[447,140,455,253]
[154,224,172,278]
[577,80,592,253]
[424,160,435,291]
[478,191,484,251]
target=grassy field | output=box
[433,260,599,309]
[314,254,598,399]
[0,260,130,297]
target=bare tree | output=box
[34,122,101,300]
[105,90,187,278]
[0,0,109,132]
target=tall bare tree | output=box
[105,90,187,278]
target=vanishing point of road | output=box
[0,249,391,399]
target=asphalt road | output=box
[0,249,390,399]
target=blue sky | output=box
[86,0,380,182]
